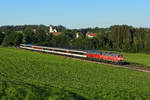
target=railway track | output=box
[19,47,150,74]
[67,56,150,73]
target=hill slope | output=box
[1,47,150,99]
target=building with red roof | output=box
[53,32,62,36]
[86,32,97,38]
[49,26,62,36]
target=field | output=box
[122,52,150,67]
[1,48,150,100]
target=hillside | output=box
[1,48,150,99]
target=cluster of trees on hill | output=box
[109,25,150,52]
[0,25,150,53]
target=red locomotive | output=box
[86,51,124,64]
[20,44,124,64]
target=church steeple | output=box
[49,26,57,33]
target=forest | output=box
[0,25,150,53]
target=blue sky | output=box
[0,0,150,28]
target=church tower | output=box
[49,26,57,33]
[49,26,53,33]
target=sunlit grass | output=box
[1,47,150,99]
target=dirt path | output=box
[105,63,150,73]
[69,57,150,73]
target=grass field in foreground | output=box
[1,48,150,100]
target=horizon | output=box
[0,24,149,29]
[0,0,150,29]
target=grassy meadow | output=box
[122,52,150,67]
[1,47,150,100]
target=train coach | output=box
[20,44,87,58]
[20,44,124,64]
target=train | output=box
[20,44,124,64]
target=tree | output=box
[0,32,5,45]
[145,32,150,52]
[23,27,35,44]
[50,34,70,48]
[2,29,15,46]
[56,25,67,32]
[2,29,23,46]
[14,34,23,46]
[33,28,47,44]
[109,25,134,51]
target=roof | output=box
[53,32,62,36]
[86,33,97,36]
[87,51,102,54]
[26,44,32,47]
[102,52,123,56]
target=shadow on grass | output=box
[0,80,88,100]
[124,61,130,65]
[125,61,150,67]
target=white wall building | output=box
[75,33,79,38]
[49,26,57,33]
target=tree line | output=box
[0,25,150,53]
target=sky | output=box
[0,0,150,29]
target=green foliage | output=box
[0,32,5,45]
[1,48,150,99]
[50,34,70,48]
[23,28,35,44]
[1,25,150,53]
[2,30,23,46]
[23,27,48,45]
[0,81,87,100]
[145,32,150,52]
[109,25,133,50]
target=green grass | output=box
[122,52,150,67]
[1,48,150,99]
[0,80,86,100]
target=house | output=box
[86,32,97,38]
[53,32,62,36]
[49,26,57,33]
[32,29,36,33]
[75,33,79,38]
[49,26,62,36]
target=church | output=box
[49,26,62,36]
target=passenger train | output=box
[20,44,124,64]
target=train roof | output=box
[21,44,87,54]
[87,50,123,56]
[87,51,102,54]
[102,52,123,56]
[20,44,32,46]
[44,47,87,53]
[20,44,123,56]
